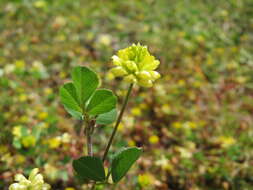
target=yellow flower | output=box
[19,116,29,123]
[177,79,186,86]
[220,10,228,17]
[38,112,48,120]
[14,60,25,69]
[128,140,136,147]
[21,135,36,148]
[9,168,51,190]
[131,107,142,116]
[97,34,112,46]
[161,104,171,114]
[183,121,197,129]
[178,31,186,38]
[1,153,13,165]
[19,94,27,102]
[117,123,124,132]
[215,48,224,55]
[44,88,53,95]
[59,71,67,79]
[155,155,172,171]
[175,146,192,158]
[236,76,247,84]
[0,145,8,154]
[196,35,205,43]
[61,133,71,143]
[65,188,75,190]
[149,135,159,144]
[110,43,161,87]
[172,122,182,129]
[48,137,61,149]
[138,174,154,187]
[53,16,67,27]
[14,154,26,164]
[218,136,236,148]
[12,126,22,138]
[44,164,58,181]
[139,103,148,110]
[33,0,47,8]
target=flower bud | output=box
[15,174,27,182]
[143,60,160,71]
[9,183,20,190]
[138,79,153,87]
[137,71,152,80]
[33,174,44,184]
[149,71,161,80]
[42,184,51,190]
[10,184,27,190]
[112,55,122,66]
[124,74,137,83]
[29,168,39,181]
[124,61,138,72]
[110,66,127,77]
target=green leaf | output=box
[64,107,83,120]
[87,89,117,116]
[59,82,83,118]
[13,138,21,149]
[71,66,99,107]
[32,125,42,140]
[111,147,142,183]
[73,156,106,182]
[96,109,117,125]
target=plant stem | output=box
[87,128,92,156]
[87,120,95,190]
[84,115,93,156]
[102,83,134,162]
[91,83,133,190]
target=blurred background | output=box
[0,0,253,189]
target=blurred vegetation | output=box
[0,0,253,189]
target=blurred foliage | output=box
[0,0,253,189]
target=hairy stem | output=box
[102,83,133,162]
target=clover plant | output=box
[8,43,160,190]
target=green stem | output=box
[87,128,92,156]
[102,83,134,162]
[84,114,93,156]
[91,83,133,190]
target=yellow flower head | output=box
[9,168,51,190]
[47,137,61,149]
[218,136,236,148]
[138,173,154,187]
[12,126,22,138]
[110,43,161,87]
[149,135,159,144]
[21,135,36,148]
[65,188,75,190]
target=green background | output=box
[0,0,252,189]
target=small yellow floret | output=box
[149,135,159,144]
[21,135,36,148]
[138,174,154,187]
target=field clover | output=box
[9,168,51,190]
[110,43,160,87]
[57,44,161,189]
